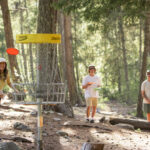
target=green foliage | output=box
[136,128,141,132]
[69,0,149,105]
[1,0,149,108]
[3,85,10,93]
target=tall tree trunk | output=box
[118,66,121,93]
[104,39,108,86]
[136,12,150,118]
[37,0,74,120]
[19,0,28,82]
[73,13,82,97]
[24,1,34,83]
[58,12,66,81]
[64,15,82,105]
[115,25,122,94]
[0,0,21,82]
[139,18,142,72]
[37,0,60,85]
[73,13,84,103]
[29,44,34,82]
[118,17,130,102]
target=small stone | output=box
[30,111,37,117]
[0,142,21,150]
[63,121,71,125]
[64,135,68,138]
[75,104,78,107]
[14,122,31,132]
[56,131,68,137]
[53,118,61,121]
[67,138,72,142]
[99,116,105,123]
[49,110,54,114]
[43,133,48,137]
[76,135,80,139]
[57,113,63,116]
[44,111,49,115]
[130,116,137,119]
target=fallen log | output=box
[109,117,150,130]
[0,105,30,112]
[81,143,104,150]
[1,137,32,143]
[63,121,112,132]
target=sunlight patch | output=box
[2,130,15,135]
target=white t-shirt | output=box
[141,80,150,104]
[82,75,100,99]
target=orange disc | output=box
[6,48,19,55]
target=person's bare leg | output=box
[86,106,91,118]
[147,113,150,122]
[92,106,97,118]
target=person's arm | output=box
[82,82,93,89]
[141,91,150,104]
[7,75,18,92]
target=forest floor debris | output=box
[0,99,150,150]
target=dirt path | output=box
[0,99,149,150]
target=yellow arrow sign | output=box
[16,34,61,44]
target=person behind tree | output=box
[141,70,150,122]
[82,65,100,123]
[0,58,18,104]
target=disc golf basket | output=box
[12,34,66,150]
[12,82,66,104]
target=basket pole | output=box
[37,98,43,150]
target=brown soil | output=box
[0,99,149,150]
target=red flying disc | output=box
[6,48,19,55]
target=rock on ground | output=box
[0,142,21,150]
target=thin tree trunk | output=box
[115,25,122,94]
[118,17,130,102]
[24,1,34,83]
[58,12,66,81]
[136,12,150,118]
[28,43,34,82]
[139,18,142,72]
[0,0,21,82]
[73,13,84,104]
[58,12,83,105]
[64,15,82,105]
[19,0,28,82]
[118,67,121,93]
[73,13,81,93]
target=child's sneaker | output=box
[86,118,89,123]
[90,119,95,123]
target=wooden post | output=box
[81,143,104,150]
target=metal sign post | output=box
[37,98,43,150]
